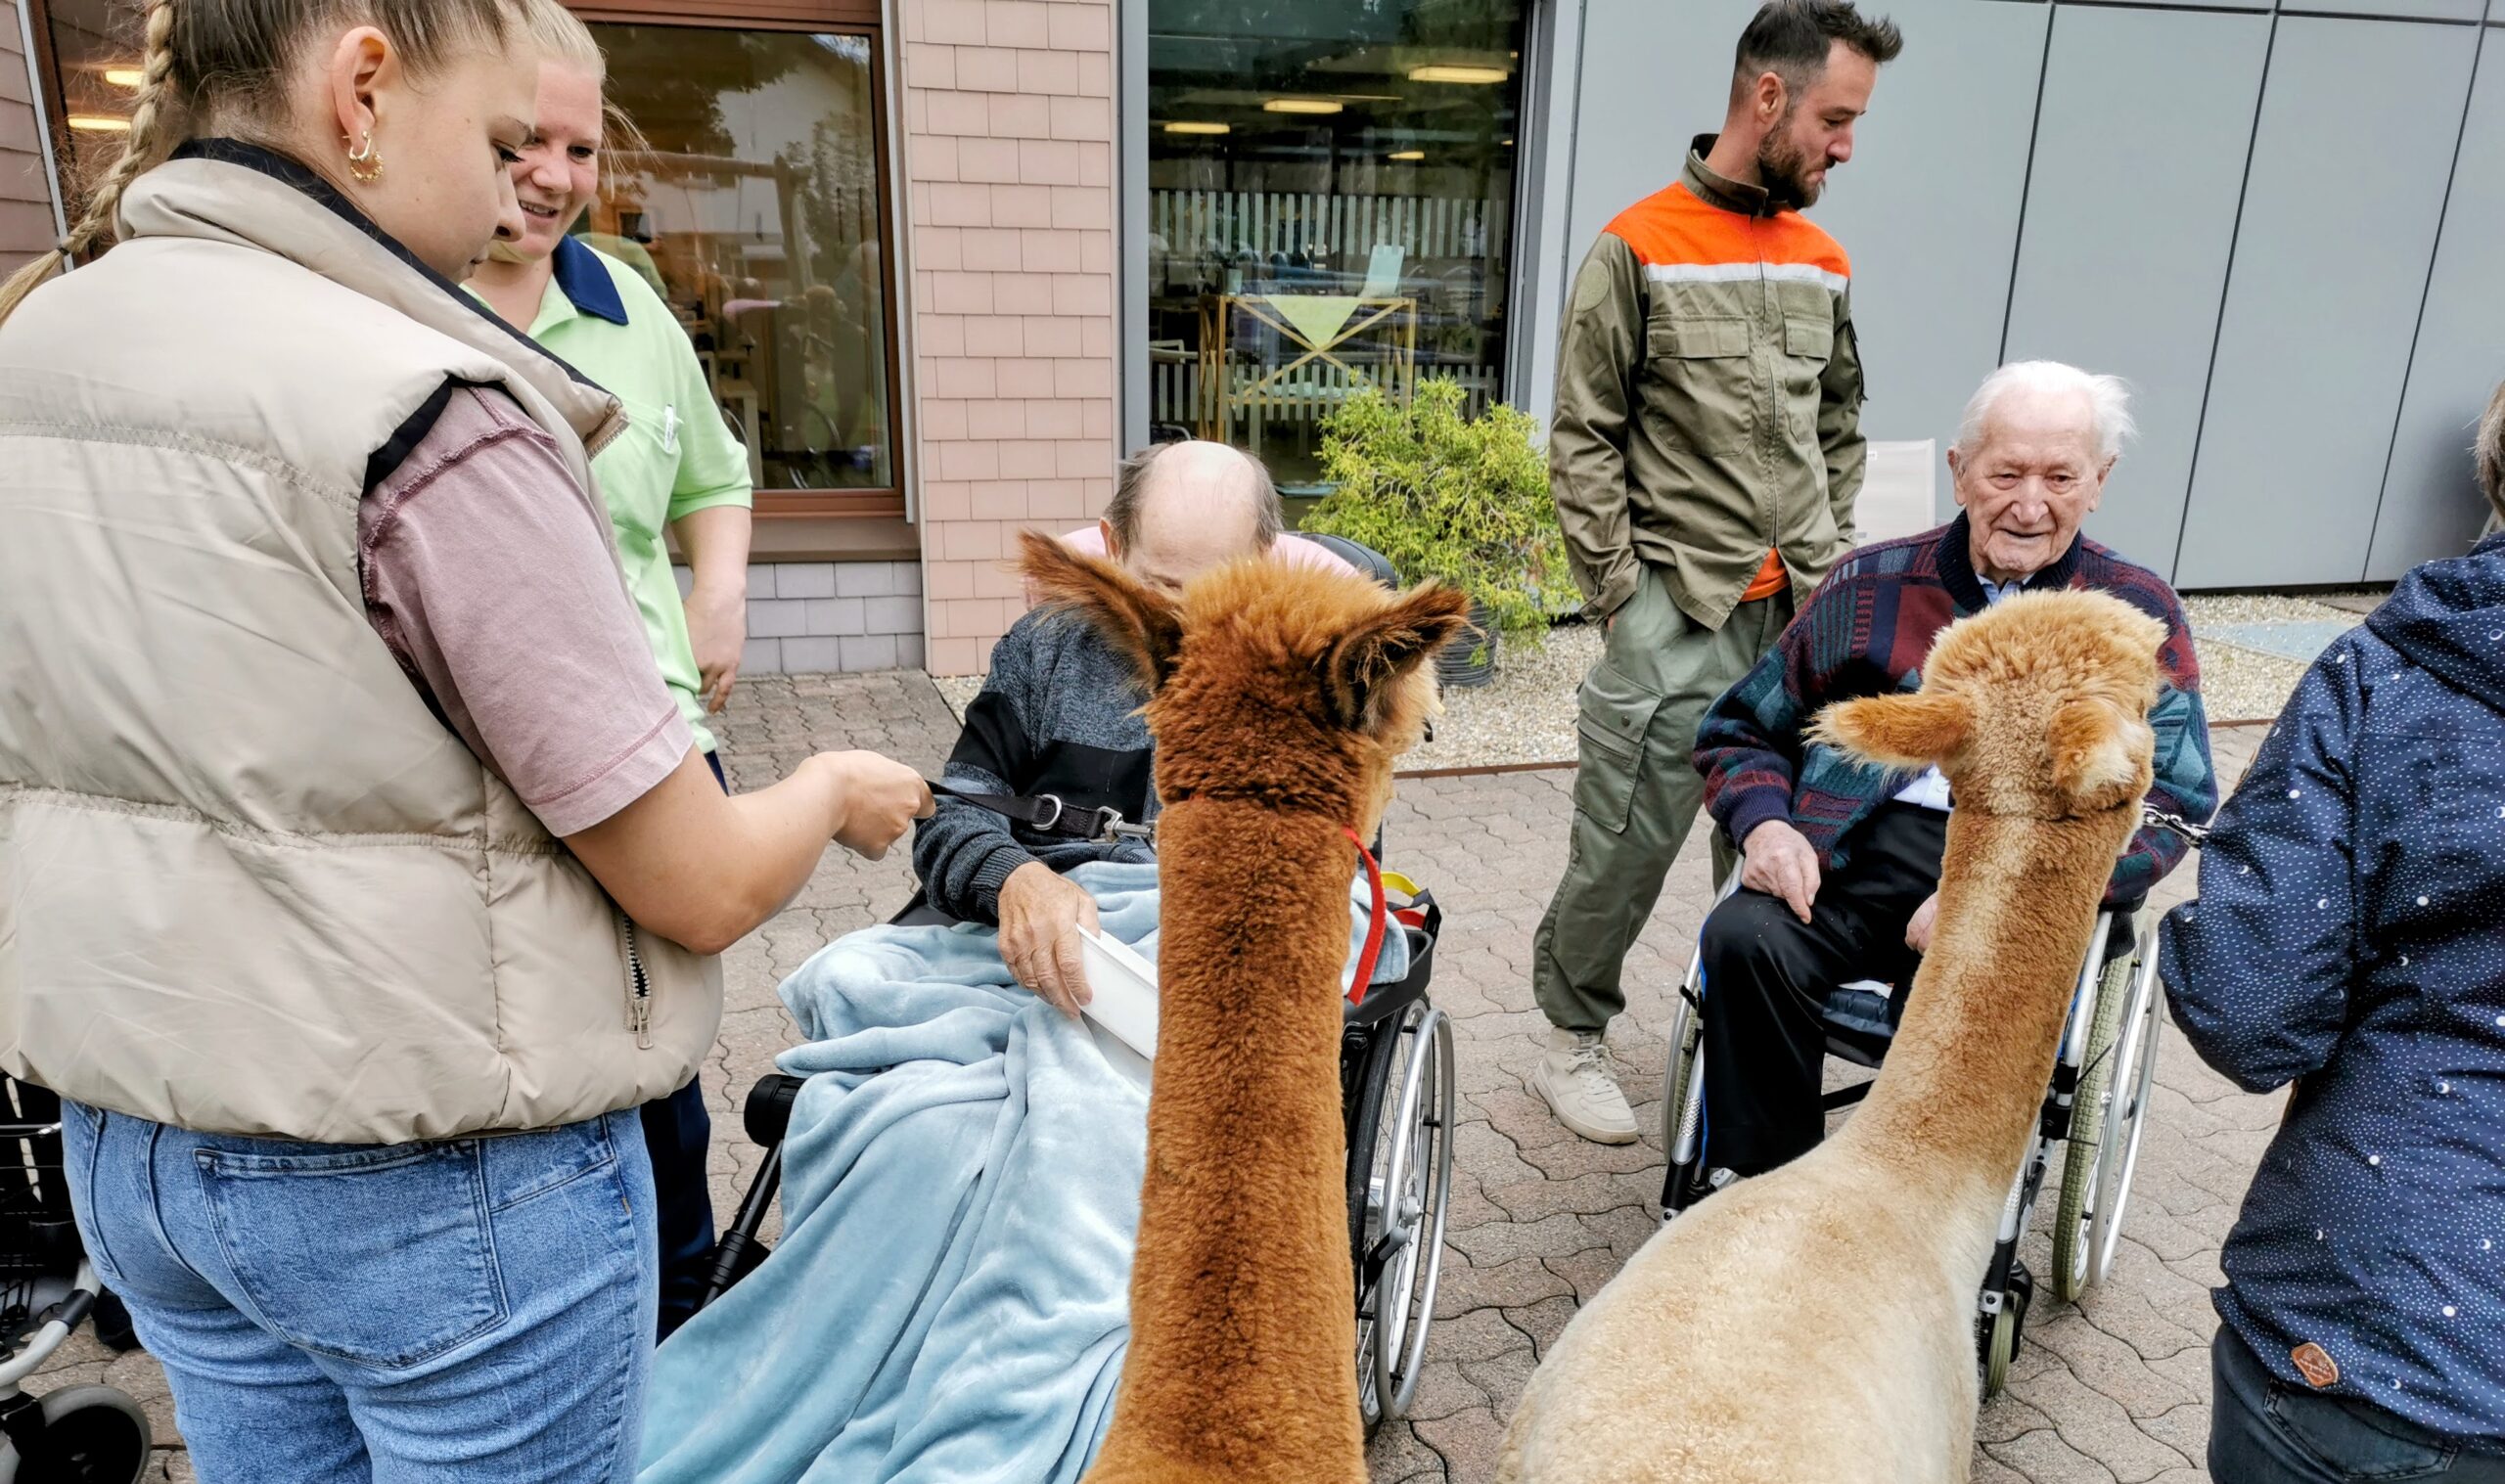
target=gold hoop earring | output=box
[343,130,383,184]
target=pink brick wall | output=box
[899,0,1118,677]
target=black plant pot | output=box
[1437,601,1497,689]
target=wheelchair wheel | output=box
[1981,1298,2021,1399]
[1351,1003,1455,1430]
[2088,947,2165,1286]
[1658,986,1708,1220]
[0,1385,154,1484]
[2051,941,2141,1301]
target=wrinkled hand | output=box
[1903,891,1939,954]
[818,751,932,861]
[685,582,747,713]
[998,861,1098,1017]
[1742,819,1822,924]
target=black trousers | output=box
[1695,804,1946,1178]
[640,747,728,1340]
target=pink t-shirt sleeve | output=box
[360,385,693,836]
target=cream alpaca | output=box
[1497,589,2166,1484]
[1015,531,1469,1484]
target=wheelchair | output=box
[1657,882,2167,1397]
[696,877,1458,1429]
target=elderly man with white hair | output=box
[1682,360,2217,1192]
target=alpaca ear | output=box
[1015,529,1183,691]
[2049,696,2154,810]
[1809,691,1974,772]
[1320,582,1475,735]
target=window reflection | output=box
[589,24,896,494]
[1146,0,1526,500]
[38,0,136,202]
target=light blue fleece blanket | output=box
[637,859,1405,1484]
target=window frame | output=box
[572,1,906,519]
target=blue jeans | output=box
[2212,1327,2505,1483]
[62,1101,657,1483]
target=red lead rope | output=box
[1344,827,1388,1006]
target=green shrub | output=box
[1300,379,1571,655]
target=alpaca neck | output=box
[1836,807,2129,1217]
[1091,793,1367,1480]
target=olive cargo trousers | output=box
[1532,564,1793,1033]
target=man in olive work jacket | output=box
[1531,0,1901,1145]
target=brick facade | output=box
[896,0,1119,677]
[677,561,928,676]
[1,2,57,278]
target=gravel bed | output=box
[2180,592,2366,723]
[920,593,2358,771]
[2182,592,2366,626]
[932,674,982,720]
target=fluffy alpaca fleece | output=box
[1496,589,2167,1484]
[1017,531,1470,1484]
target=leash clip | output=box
[2139,803,2211,846]
[1087,806,1156,845]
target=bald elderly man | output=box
[913,440,1305,1011]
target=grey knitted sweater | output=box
[910,607,1159,923]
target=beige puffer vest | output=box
[0,146,720,1143]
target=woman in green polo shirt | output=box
[469,8,752,1340]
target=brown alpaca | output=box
[1016,531,1470,1484]
[1496,590,2166,1484]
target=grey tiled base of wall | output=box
[673,562,925,675]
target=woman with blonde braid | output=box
[0,1,928,1478]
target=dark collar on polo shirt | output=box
[551,235,629,327]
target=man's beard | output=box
[1754,123,1822,209]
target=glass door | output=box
[1143,0,1529,506]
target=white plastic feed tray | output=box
[1076,928,1159,1086]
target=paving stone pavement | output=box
[36,674,2264,1484]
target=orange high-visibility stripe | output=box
[1604,182,1851,280]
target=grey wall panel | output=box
[1798,0,2050,463]
[2002,6,2269,579]
[2368,29,2505,578]
[2177,16,2477,588]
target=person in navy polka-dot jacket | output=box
[2162,384,2505,1484]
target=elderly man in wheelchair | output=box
[1665,362,2219,1383]
[907,436,1372,1003]
[685,438,1456,1441]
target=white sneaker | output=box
[1533,1027,1638,1145]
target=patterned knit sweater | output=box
[1695,515,2218,906]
